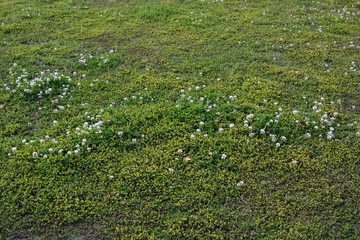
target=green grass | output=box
[1,0,360,238]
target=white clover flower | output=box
[53,120,58,126]
[118,131,123,135]
[199,97,204,102]
[312,106,317,111]
[169,168,174,173]
[305,133,311,138]
[200,121,205,126]
[327,131,334,140]
[219,128,224,133]
[87,148,91,152]
[293,110,300,115]
[22,139,26,144]
[132,139,137,144]
[246,114,254,121]
[109,175,114,179]
[249,133,254,138]
[356,132,360,137]
[229,123,235,128]
[292,160,297,164]
[32,152,38,158]
[260,129,265,134]
[276,143,280,148]
[12,147,17,152]
[190,134,195,139]
[221,154,227,159]
[196,129,201,134]
[178,149,183,154]
[43,154,47,159]
[237,181,244,186]
[49,148,54,153]
[281,136,286,141]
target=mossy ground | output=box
[1,0,360,239]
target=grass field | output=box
[1,0,360,238]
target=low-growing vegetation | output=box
[1,0,360,238]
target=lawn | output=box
[1,0,360,238]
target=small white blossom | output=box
[12,147,17,153]
[276,143,280,148]
[169,168,174,173]
[132,139,137,144]
[32,152,38,158]
[229,123,235,128]
[327,131,334,140]
[237,181,244,186]
[221,154,227,159]
[246,114,254,121]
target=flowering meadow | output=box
[1,0,360,238]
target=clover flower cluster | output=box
[1,67,72,100]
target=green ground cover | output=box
[1,0,360,238]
